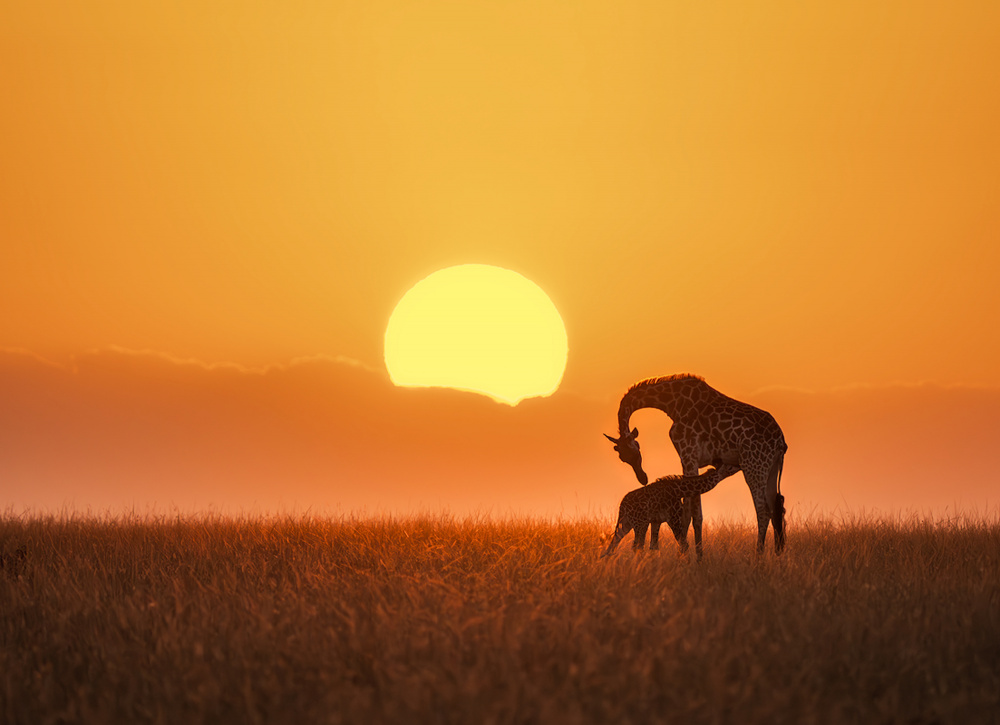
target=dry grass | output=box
[2,512,999,724]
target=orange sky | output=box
[2,3,999,518]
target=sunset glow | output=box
[384,265,567,405]
[4,6,1000,720]
[1,3,999,517]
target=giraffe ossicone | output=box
[603,427,646,485]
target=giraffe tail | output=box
[772,453,786,554]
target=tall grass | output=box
[2,512,998,724]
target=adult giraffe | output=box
[604,374,787,555]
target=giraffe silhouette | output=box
[605,374,787,555]
[601,463,742,557]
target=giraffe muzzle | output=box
[632,463,648,486]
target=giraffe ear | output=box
[604,433,619,444]
[630,427,638,439]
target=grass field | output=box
[2,513,999,724]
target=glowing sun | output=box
[384,264,568,405]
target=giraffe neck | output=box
[617,381,682,436]
[680,469,724,497]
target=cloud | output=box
[0,347,618,515]
[2,347,999,520]
[745,383,1000,517]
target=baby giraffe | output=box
[601,463,742,559]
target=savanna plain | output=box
[2,512,999,724]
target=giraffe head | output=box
[604,427,648,485]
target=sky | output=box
[2,3,999,521]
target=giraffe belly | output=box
[698,446,739,468]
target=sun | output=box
[384,264,568,405]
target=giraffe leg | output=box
[755,506,769,554]
[745,470,770,554]
[633,522,650,551]
[691,495,704,561]
[649,521,661,550]
[670,436,701,552]
[601,521,631,558]
[675,505,691,554]
[679,460,701,559]
[671,527,687,555]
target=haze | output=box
[2,3,998,518]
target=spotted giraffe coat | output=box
[606,374,787,554]
[601,464,741,557]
